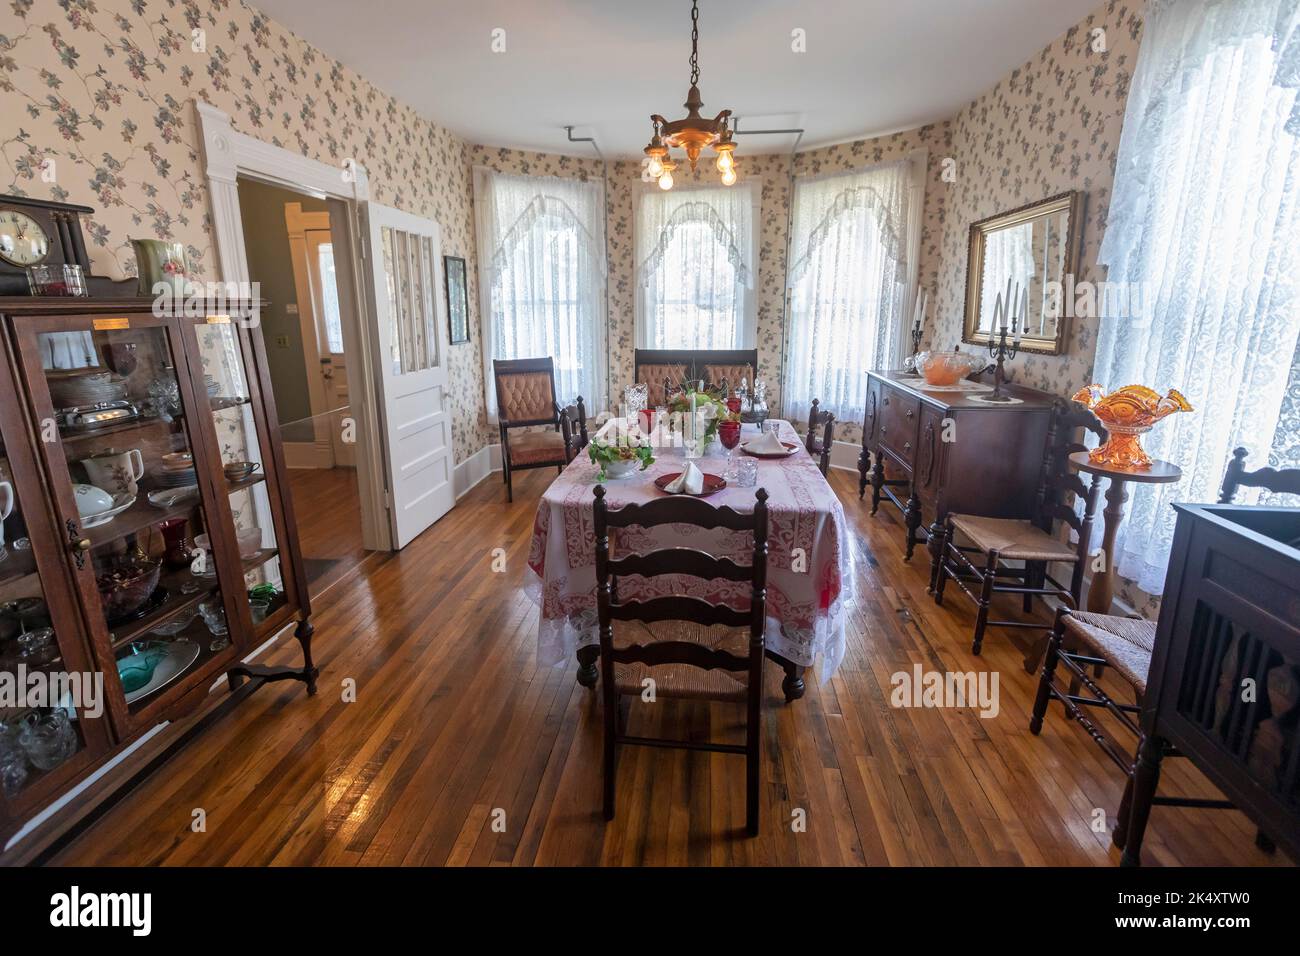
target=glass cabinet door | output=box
[186,316,300,639]
[0,337,110,819]
[14,314,247,732]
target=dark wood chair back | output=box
[559,397,589,455]
[804,399,835,476]
[1040,400,1109,593]
[593,485,769,676]
[1219,447,1300,503]
[633,348,759,402]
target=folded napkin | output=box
[665,460,705,494]
[743,429,787,454]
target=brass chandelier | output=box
[643,0,737,190]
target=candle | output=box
[1015,287,1026,344]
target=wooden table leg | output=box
[1087,477,1129,614]
[765,650,806,702]
[576,645,599,688]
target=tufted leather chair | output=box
[493,357,584,502]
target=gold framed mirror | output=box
[962,191,1082,355]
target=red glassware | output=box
[726,397,742,415]
[718,419,741,479]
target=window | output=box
[634,182,758,350]
[474,169,606,419]
[1094,0,1300,595]
[784,158,921,425]
[380,227,439,375]
[317,242,343,355]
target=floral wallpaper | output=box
[933,0,1144,399]
[0,0,486,464]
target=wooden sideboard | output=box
[857,370,1057,574]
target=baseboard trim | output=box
[284,440,333,469]
[454,443,502,499]
[829,439,860,473]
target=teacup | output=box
[223,460,261,482]
[80,448,144,497]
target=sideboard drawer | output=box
[878,388,920,466]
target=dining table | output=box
[526,418,855,701]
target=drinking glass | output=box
[199,599,229,651]
[735,457,758,488]
[249,596,271,625]
[19,710,76,771]
[718,420,741,480]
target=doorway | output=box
[236,178,366,597]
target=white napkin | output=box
[665,460,704,494]
[744,429,787,454]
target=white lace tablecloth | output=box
[526,420,855,682]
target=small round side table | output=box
[1067,451,1183,614]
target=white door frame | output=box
[194,98,392,550]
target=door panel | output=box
[0,333,111,835]
[12,314,246,738]
[362,203,454,548]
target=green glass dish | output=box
[116,642,169,694]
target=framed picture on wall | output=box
[444,255,469,345]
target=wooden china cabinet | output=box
[0,296,315,852]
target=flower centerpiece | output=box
[587,435,655,481]
[667,381,735,456]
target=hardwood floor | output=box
[51,467,1287,866]
[286,466,371,599]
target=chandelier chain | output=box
[689,0,700,87]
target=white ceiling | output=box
[253,0,1104,158]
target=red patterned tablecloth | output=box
[526,420,854,681]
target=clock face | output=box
[0,210,51,266]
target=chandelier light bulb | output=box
[659,170,675,190]
[716,151,734,173]
[647,156,664,178]
[721,166,737,186]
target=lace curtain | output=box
[474,168,607,421]
[1094,0,1300,594]
[784,159,916,425]
[634,181,757,349]
[979,223,1037,330]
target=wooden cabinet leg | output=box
[1120,733,1165,866]
[576,644,599,688]
[926,519,945,593]
[295,618,318,696]
[903,490,922,560]
[869,453,885,515]
[857,445,870,499]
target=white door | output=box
[362,203,454,548]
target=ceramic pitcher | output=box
[80,448,144,497]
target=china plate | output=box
[740,440,799,459]
[81,493,136,528]
[653,472,727,497]
[148,486,200,508]
[120,640,201,705]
